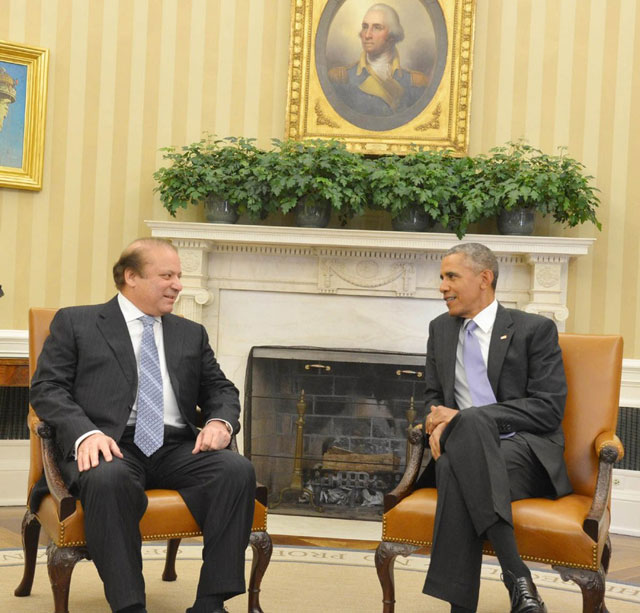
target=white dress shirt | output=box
[454,299,498,410]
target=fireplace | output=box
[244,346,426,519]
[146,222,594,520]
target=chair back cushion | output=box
[558,334,623,496]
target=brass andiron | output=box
[271,390,323,512]
[406,396,417,464]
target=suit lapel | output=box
[442,316,463,406]
[161,314,184,399]
[96,296,137,385]
[487,304,514,394]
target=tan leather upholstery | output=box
[377,334,624,612]
[16,307,271,613]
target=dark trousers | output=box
[422,410,553,611]
[61,426,256,612]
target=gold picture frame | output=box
[0,40,49,190]
[285,0,475,154]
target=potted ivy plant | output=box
[477,141,602,235]
[256,138,370,227]
[153,135,267,223]
[368,150,450,232]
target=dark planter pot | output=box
[295,197,331,228]
[391,205,433,232]
[204,196,239,224]
[497,207,535,235]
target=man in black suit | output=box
[30,237,255,613]
[419,243,572,613]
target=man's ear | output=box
[123,267,138,288]
[480,268,494,290]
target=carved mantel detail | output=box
[171,239,213,322]
[148,222,594,344]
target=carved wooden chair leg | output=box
[162,537,182,581]
[247,530,273,613]
[602,535,612,575]
[554,565,607,613]
[375,541,419,613]
[47,542,89,613]
[14,509,42,597]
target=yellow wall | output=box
[0,0,639,357]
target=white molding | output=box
[620,359,640,408]
[0,440,28,506]
[146,220,596,256]
[0,330,28,358]
[611,469,640,536]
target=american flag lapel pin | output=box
[500,335,507,340]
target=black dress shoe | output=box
[185,607,228,613]
[503,571,547,613]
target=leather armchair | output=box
[14,307,272,613]
[376,334,624,613]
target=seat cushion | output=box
[38,489,268,548]
[382,488,607,570]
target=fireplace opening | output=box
[243,346,427,520]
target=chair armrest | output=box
[594,431,624,462]
[35,421,77,521]
[583,431,624,541]
[383,425,426,513]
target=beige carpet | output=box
[2,544,640,612]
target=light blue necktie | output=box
[134,315,164,456]
[463,320,497,406]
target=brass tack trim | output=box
[381,534,599,571]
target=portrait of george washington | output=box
[315,0,448,132]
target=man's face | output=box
[124,245,183,316]
[360,9,393,58]
[439,253,493,319]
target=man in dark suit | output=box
[419,243,571,613]
[30,237,256,613]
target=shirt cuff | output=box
[206,418,233,435]
[74,429,102,459]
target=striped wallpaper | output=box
[0,0,639,358]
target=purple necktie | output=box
[463,320,497,406]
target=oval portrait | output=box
[315,0,447,132]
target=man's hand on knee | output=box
[77,433,123,472]
[192,420,231,454]
[425,404,457,434]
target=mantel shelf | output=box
[147,221,595,257]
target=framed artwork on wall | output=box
[285,0,475,154]
[0,40,49,191]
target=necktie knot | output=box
[465,320,478,334]
[140,315,156,328]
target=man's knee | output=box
[452,409,498,438]
[224,452,256,488]
[78,459,141,498]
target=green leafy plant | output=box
[153,135,266,218]
[476,141,602,229]
[368,150,489,238]
[257,138,370,223]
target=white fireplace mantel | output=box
[147,221,594,342]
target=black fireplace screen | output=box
[243,346,427,520]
